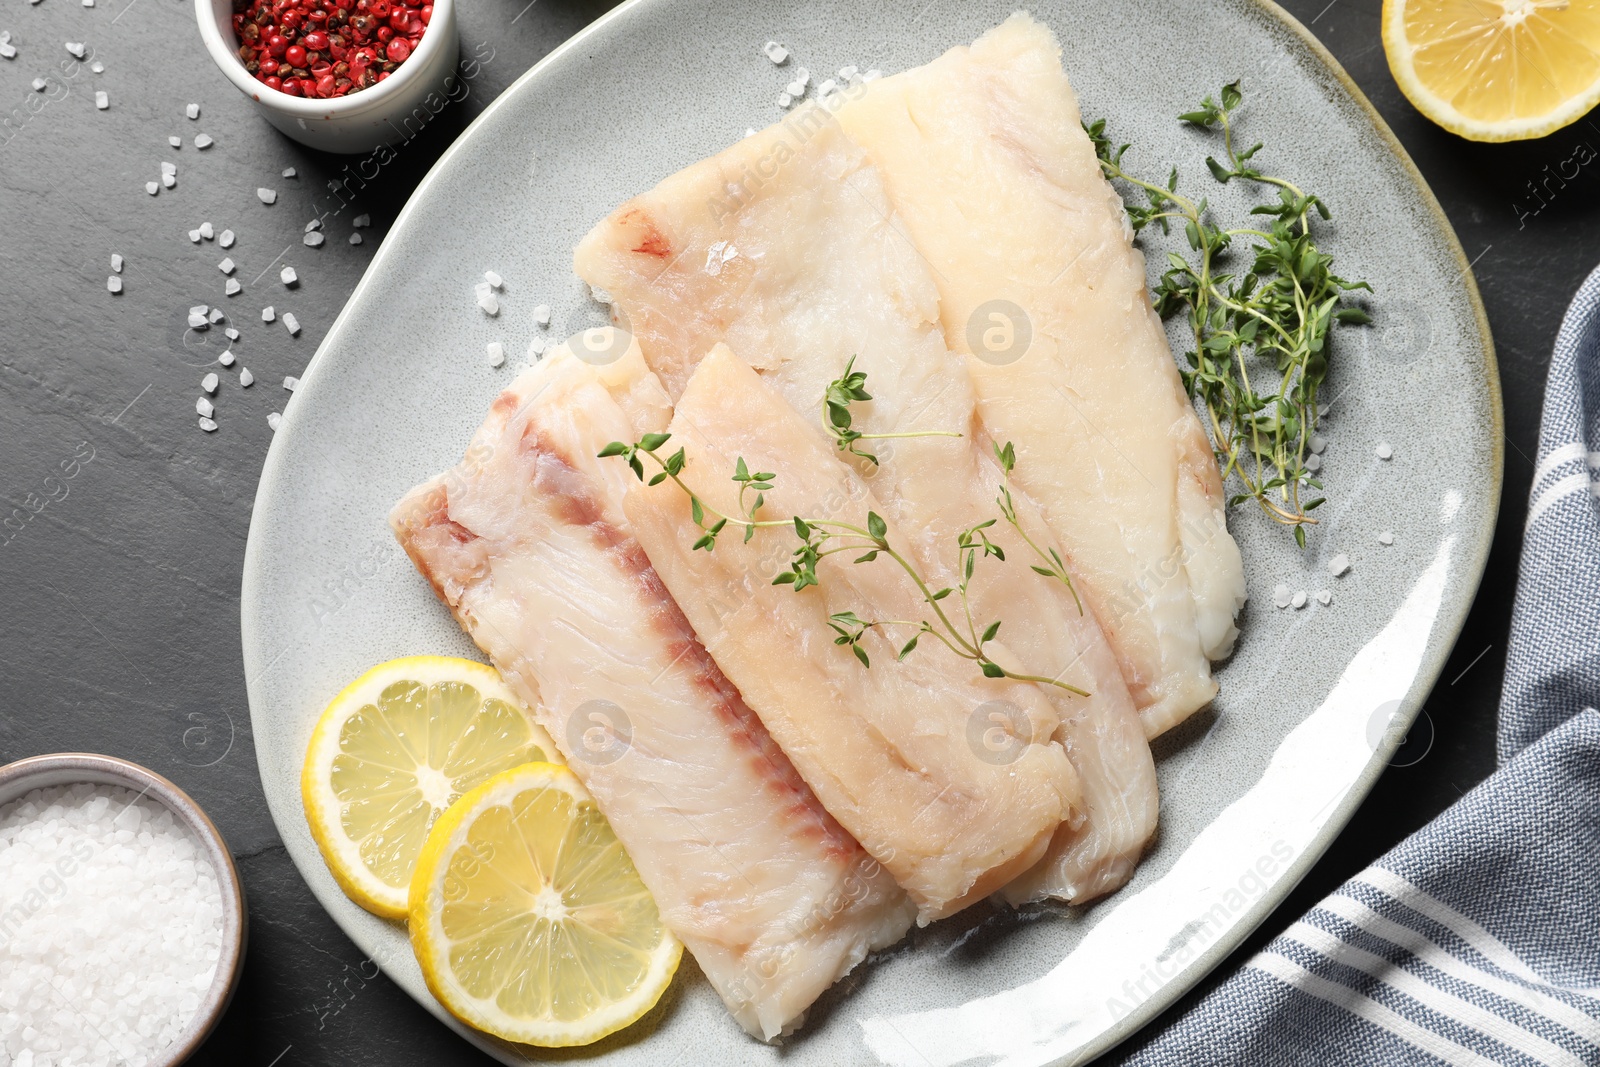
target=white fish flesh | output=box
[622,344,1086,922]
[835,13,1248,738]
[575,112,1156,904]
[390,338,914,1039]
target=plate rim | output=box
[240,0,1504,1062]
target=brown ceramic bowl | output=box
[0,753,247,1064]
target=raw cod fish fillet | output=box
[389,338,914,1040]
[573,112,1156,904]
[623,344,1085,922]
[835,13,1249,739]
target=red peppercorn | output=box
[267,32,289,55]
[259,55,279,74]
[237,0,421,96]
[280,78,301,96]
[376,25,392,42]
[419,4,430,23]
[284,43,306,66]
[264,75,282,90]
[384,35,410,62]
[302,29,328,50]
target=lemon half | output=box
[301,656,557,919]
[408,762,682,1046]
[1383,0,1600,142]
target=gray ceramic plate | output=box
[240,1,1500,1063]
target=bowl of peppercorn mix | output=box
[196,0,459,153]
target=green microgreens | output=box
[1086,80,1372,547]
[823,356,964,467]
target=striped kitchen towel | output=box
[1115,265,1600,1066]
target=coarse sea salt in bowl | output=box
[0,754,247,1067]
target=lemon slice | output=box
[408,762,681,1047]
[302,656,557,919]
[1383,0,1600,142]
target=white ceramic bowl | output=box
[197,0,459,154]
[0,753,248,1065]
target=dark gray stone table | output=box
[0,0,1580,1061]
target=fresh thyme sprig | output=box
[992,441,1082,613]
[1086,81,1372,547]
[823,356,963,467]
[598,432,1089,696]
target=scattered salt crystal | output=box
[1308,434,1327,454]
[282,375,299,391]
[303,231,324,247]
[1291,590,1307,610]
[188,229,202,243]
[91,59,103,71]
[777,91,793,108]
[1375,442,1393,460]
[94,90,108,109]
[30,77,46,92]
[280,266,297,287]
[744,127,757,138]
[261,306,275,322]
[161,161,177,176]
[817,78,838,97]
[239,367,254,387]
[527,337,546,359]
[352,213,370,227]
[785,79,805,97]
[1315,589,1332,606]
[794,67,810,87]
[1328,553,1351,578]
[196,396,214,418]
[64,41,85,58]
[0,42,14,60]
[168,135,181,147]
[838,64,858,81]
[219,350,236,366]
[282,313,300,336]
[208,307,224,324]
[267,411,282,431]
[1378,531,1394,546]
[199,416,218,432]
[220,229,235,248]
[190,304,208,316]
[304,218,321,232]
[218,257,235,274]
[474,281,492,299]
[257,187,277,204]
[163,173,176,188]
[186,102,200,119]
[486,341,505,367]
[533,304,550,326]
[225,278,241,296]
[106,276,121,293]
[1304,454,1321,473]
[1316,402,1331,418]
[349,232,362,245]
[478,292,500,316]
[0,31,9,43]
[195,133,214,150]
[763,40,788,64]
[484,269,503,289]
[187,312,208,329]
[200,221,214,239]
[223,327,239,341]
[1273,583,1291,609]
[111,253,123,273]
[282,166,296,178]
[146,181,160,195]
